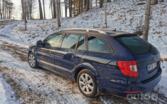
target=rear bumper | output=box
[98,68,161,95]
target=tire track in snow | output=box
[0,74,18,104]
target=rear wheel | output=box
[28,52,38,68]
[77,69,98,97]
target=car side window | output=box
[45,33,64,48]
[76,35,86,51]
[88,36,111,53]
[61,34,81,49]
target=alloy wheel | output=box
[78,73,95,95]
[28,53,36,67]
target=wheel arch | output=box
[28,46,36,54]
[73,63,98,81]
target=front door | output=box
[52,33,86,76]
[37,32,64,73]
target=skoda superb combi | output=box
[28,28,161,97]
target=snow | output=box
[0,0,167,102]
[158,61,167,97]
[0,20,57,48]
[0,74,18,104]
[0,45,92,104]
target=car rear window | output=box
[115,35,151,55]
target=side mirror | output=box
[36,40,43,47]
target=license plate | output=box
[147,62,157,72]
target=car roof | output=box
[60,28,136,37]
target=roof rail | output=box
[61,28,106,34]
[87,28,106,34]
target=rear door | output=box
[79,35,117,79]
[115,35,161,82]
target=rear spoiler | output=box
[133,31,143,36]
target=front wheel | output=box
[28,52,38,68]
[77,69,98,97]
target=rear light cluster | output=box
[117,60,138,78]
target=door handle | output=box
[64,53,74,60]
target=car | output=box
[28,28,161,97]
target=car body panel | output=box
[28,29,162,95]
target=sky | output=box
[12,0,21,19]
[12,0,66,20]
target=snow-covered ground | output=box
[0,0,167,103]
[158,61,167,97]
[0,74,18,104]
[0,42,93,104]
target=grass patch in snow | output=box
[0,60,3,63]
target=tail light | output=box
[117,60,138,78]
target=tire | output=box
[28,52,38,68]
[77,69,98,97]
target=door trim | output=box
[38,59,72,72]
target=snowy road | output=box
[0,42,95,104]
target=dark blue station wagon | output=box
[28,28,161,97]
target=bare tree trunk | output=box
[52,0,57,18]
[2,0,5,19]
[80,0,83,13]
[151,0,158,5]
[56,0,61,27]
[28,0,34,19]
[43,0,46,19]
[69,0,72,17]
[86,0,90,11]
[50,0,54,18]
[38,0,43,19]
[143,0,151,41]
[104,3,107,28]
[89,0,92,9]
[21,0,27,30]
[0,0,1,17]
[21,0,24,19]
[65,0,67,17]
[99,0,104,8]
[0,0,13,19]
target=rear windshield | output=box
[115,36,152,55]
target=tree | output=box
[42,0,46,19]
[104,2,108,28]
[64,0,68,17]
[86,0,90,11]
[0,0,2,19]
[0,0,13,19]
[56,0,61,27]
[50,0,57,18]
[38,0,43,19]
[69,0,72,17]
[143,0,151,41]
[27,0,35,19]
[21,0,35,20]
[99,0,104,8]
[21,0,27,30]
